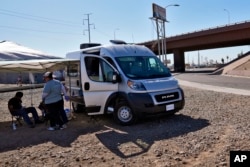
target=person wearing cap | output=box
[42,71,69,131]
[8,91,44,128]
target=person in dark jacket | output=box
[8,91,44,128]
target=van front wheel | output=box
[114,101,137,126]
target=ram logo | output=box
[162,94,175,99]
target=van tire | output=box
[113,101,137,125]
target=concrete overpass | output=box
[138,21,250,72]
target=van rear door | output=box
[80,54,119,115]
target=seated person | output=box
[8,91,43,128]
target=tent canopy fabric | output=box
[0,40,77,72]
[0,40,61,60]
[0,59,78,72]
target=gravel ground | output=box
[0,86,249,167]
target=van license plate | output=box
[166,104,174,111]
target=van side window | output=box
[67,63,79,77]
[85,57,114,82]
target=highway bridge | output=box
[138,21,250,72]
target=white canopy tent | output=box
[0,41,60,61]
[0,59,78,73]
[0,59,78,107]
[0,40,76,83]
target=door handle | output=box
[84,82,90,90]
[76,80,80,86]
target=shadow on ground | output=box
[96,114,209,158]
[0,113,209,158]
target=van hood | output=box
[142,77,179,91]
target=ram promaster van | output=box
[65,40,185,125]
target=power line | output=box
[0,8,115,41]
[0,8,80,27]
[93,28,112,38]
[0,8,83,36]
[0,25,81,35]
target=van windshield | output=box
[115,56,172,79]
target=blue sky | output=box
[1,0,250,65]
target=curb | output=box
[178,79,250,96]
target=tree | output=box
[221,58,224,64]
[209,59,214,66]
[226,56,229,63]
[237,51,243,57]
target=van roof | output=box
[100,44,155,57]
[66,44,156,59]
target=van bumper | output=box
[127,89,185,115]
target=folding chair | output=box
[8,105,23,127]
[38,101,49,125]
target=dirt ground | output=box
[0,86,249,167]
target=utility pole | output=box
[83,13,95,43]
[198,50,200,68]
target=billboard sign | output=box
[152,3,166,21]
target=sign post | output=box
[151,3,167,65]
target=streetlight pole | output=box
[223,9,230,25]
[165,4,180,10]
[164,4,180,66]
[114,28,119,40]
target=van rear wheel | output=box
[114,101,137,125]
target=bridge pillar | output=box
[173,49,185,72]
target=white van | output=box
[65,41,185,125]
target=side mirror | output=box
[112,72,121,83]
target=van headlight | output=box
[127,80,146,90]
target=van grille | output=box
[155,92,179,102]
